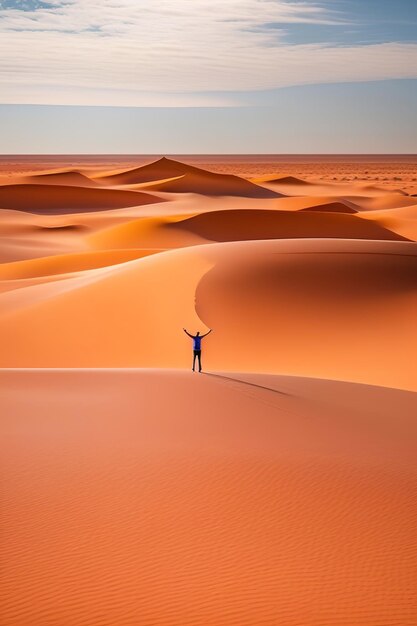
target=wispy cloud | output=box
[0,0,416,106]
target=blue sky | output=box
[0,0,416,152]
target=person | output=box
[183,328,213,372]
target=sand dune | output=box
[0,184,163,214]
[0,239,416,390]
[300,201,358,214]
[167,208,405,242]
[353,194,417,211]
[1,368,416,626]
[86,208,405,252]
[145,172,280,198]
[97,156,199,185]
[87,215,206,251]
[360,205,417,241]
[99,157,280,198]
[1,155,417,626]
[254,175,313,185]
[21,170,98,187]
[0,249,160,281]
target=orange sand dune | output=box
[253,175,313,185]
[20,170,98,187]
[99,157,280,198]
[352,194,417,211]
[145,171,281,198]
[167,208,405,242]
[1,369,416,626]
[0,249,160,281]
[0,239,416,391]
[360,205,417,241]
[97,156,201,184]
[86,208,405,252]
[87,215,206,250]
[269,195,364,212]
[300,201,358,214]
[0,184,164,214]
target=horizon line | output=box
[1,153,417,157]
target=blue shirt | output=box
[193,336,202,350]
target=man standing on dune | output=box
[183,328,213,372]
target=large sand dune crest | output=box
[145,171,281,198]
[98,157,281,198]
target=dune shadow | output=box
[204,372,292,397]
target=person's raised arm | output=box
[201,329,213,338]
[183,328,193,338]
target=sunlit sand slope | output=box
[0,249,160,281]
[86,208,406,252]
[360,205,417,241]
[167,209,406,241]
[1,369,416,626]
[0,239,415,390]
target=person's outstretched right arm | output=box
[201,329,213,338]
[183,328,193,338]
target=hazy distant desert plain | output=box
[1,154,417,625]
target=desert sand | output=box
[1,155,417,625]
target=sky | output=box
[0,0,416,153]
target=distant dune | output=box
[146,172,281,198]
[300,201,358,214]
[0,184,163,214]
[98,156,198,185]
[22,170,98,187]
[166,209,405,242]
[99,157,280,198]
[86,208,405,251]
[267,175,312,185]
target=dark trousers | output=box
[193,350,202,371]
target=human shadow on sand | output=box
[204,372,292,397]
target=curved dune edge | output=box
[96,157,281,198]
[167,209,406,242]
[252,175,313,185]
[359,205,417,241]
[86,214,207,251]
[300,201,358,214]
[195,238,417,391]
[0,249,162,280]
[1,369,416,626]
[19,170,98,187]
[145,172,281,198]
[96,156,202,184]
[0,184,164,214]
[0,245,213,366]
[0,238,416,391]
[85,208,406,252]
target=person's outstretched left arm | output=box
[201,329,213,338]
[183,328,193,338]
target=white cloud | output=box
[0,0,416,106]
